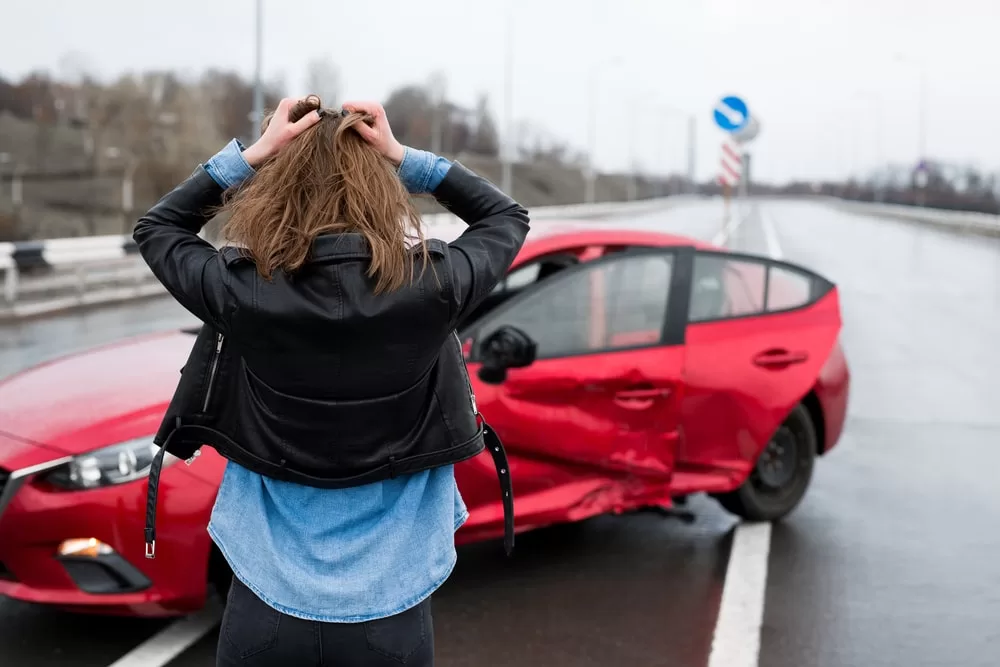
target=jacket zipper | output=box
[201,332,225,413]
[186,332,224,466]
[453,332,478,416]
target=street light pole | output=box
[686,115,696,191]
[251,0,264,141]
[500,0,514,195]
[854,90,884,185]
[428,72,446,155]
[894,54,927,163]
[585,67,598,204]
[627,96,639,202]
[585,57,625,203]
[894,53,928,205]
[653,104,697,194]
[918,65,927,162]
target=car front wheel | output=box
[716,403,816,522]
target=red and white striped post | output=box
[718,139,743,220]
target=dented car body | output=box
[0,226,848,616]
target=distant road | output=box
[1,199,999,667]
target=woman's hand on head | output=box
[242,97,322,168]
[342,101,406,167]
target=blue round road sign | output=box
[713,95,749,133]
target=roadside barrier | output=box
[0,197,691,320]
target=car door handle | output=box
[615,388,673,400]
[613,387,672,409]
[753,349,809,368]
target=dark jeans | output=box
[217,576,434,666]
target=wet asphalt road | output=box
[757,203,1000,667]
[1,198,999,666]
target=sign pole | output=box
[738,153,749,200]
[712,93,760,231]
[722,181,733,233]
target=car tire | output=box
[716,403,816,522]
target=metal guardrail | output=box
[834,200,1000,236]
[0,197,693,321]
[5,194,997,321]
[5,194,995,321]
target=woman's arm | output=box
[132,158,233,330]
[344,101,530,325]
[133,97,320,329]
[430,164,530,324]
[133,139,260,330]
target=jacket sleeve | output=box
[132,166,233,332]
[431,163,530,324]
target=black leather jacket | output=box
[134,160,529,558]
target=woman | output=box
[133,95,529,666]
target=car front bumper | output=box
[0,460,218,618]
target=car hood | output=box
[0,331,194,457]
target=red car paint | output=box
[0,228,849,617]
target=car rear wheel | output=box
[716,403,816,522]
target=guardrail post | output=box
[121,163,135,235]
[2,264,18,304]
[11,165,24,234]
[75,265,87,300]
[11,167,23,210]
[134,258,147,296]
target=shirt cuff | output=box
[204,139,256,190]
[397,147,452,194]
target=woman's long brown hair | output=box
[220,95,429,294]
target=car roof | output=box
[519,220,718,258]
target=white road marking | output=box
[760,208,784,259]
[707,522,773,667]
[101,199,784,667]
[712,204,751,247]
[106,598,222,667]
[707,204,784,667]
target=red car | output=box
[0,226,849,617]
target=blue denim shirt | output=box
[203,139,464,623]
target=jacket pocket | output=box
[239,361,433,470]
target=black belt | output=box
[482,421,515,555]
[145,421,514,559]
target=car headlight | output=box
[44,437,179,490]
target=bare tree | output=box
[384,85,433,149]
[467,93,499,157]
[426,71,447,154]
[57,51,96,88]
[199,69,283,143]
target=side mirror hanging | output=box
[476,325,537,385]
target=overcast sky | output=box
[3,0,999,183]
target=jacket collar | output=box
[310,233,371,261]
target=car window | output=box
[459,253,580,331]
[475,252,674,360]
[490,253,578,294]
[604,252,673,348]
[501,262,542,291]
[766,265,813,312]
[689,254,766,322]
